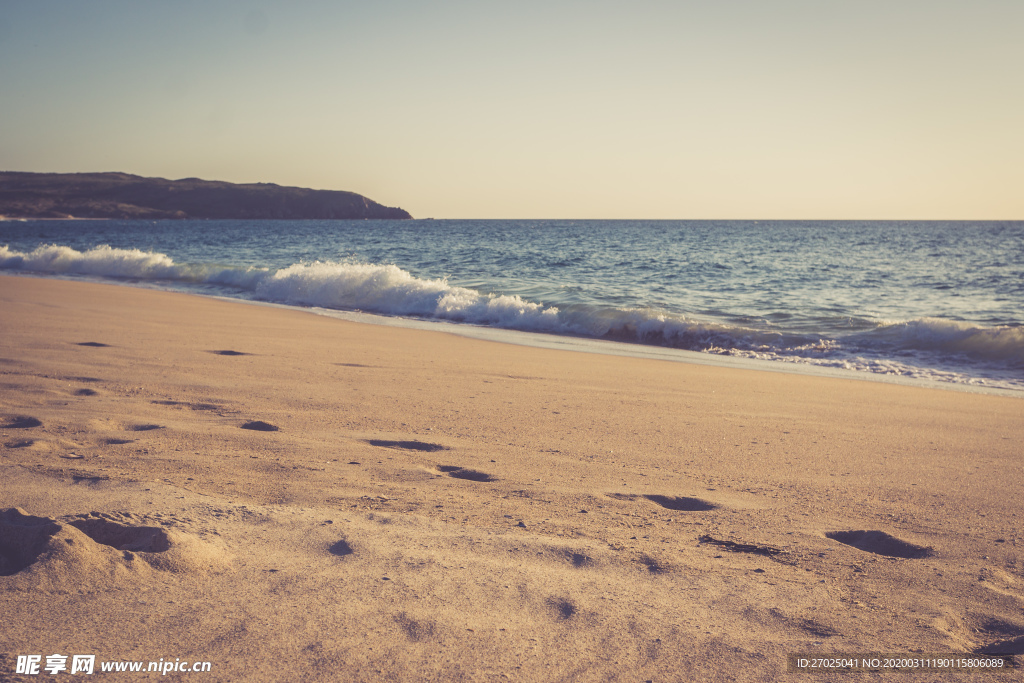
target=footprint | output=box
[368,439,448,452]
[699,535,784,557]
[643,495,717,511]
[72,475,110,485]
[394,613,437,642]
[152,400,221,411]
[436,465,496,482]
[103,438,134,445]
[68,516,171,553]
[4,439,34,449]
[76,342,111,348]
[74,388,98,396]
[64,513,230,573]
[742,607,840,638]
[568,552,595,568]
[826,530,932,559]
[209,350,249,356]
[3,509,228,581]
[0,508,60,576]
[128,424,163,432]
[241,421,279,432]
[796,619,840,638]
[547,598,577,621]
[607,492,717,511]
[638,554,673,574]
[3,416,42,429]
[977,635,1024,655]
[328,540,354,557]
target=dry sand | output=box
[1,274,1022,681]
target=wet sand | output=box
[1,274,1022,681]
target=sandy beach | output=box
[1,274,1022,681]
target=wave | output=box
[2,244,1022,382]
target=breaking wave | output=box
[2,243,1021,387]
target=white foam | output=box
[2,243,1021,391]
[0,244,181,279]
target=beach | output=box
[1,274,1022,680]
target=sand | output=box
[1,274,1022,681]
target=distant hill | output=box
[0,172,412,220]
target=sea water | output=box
[1,219,1022,393]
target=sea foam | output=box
[2,243,1021,388]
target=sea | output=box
[2,219,1022,395]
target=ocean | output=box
[2,219,1022,393]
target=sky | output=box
[1,0,1021,219]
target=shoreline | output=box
[4,270,1020,398]
[2,275,1022,680]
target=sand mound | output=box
[0,508,230,592]
[66,513,231,573]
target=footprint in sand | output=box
[68,516,171,553]
[607,492,718,512]
[328,540,354,557]
[3,508,215,578]
[367,439,449,452]
[643,494,717,511]
[209,350,249,356]
[637,553,675,574]
[977,635,1024,655]
[436,465,496,482]
[394,613,438,642]
[2,416,42,429]
[0,508,60,575]
[973,617,1024,653]
[4,439,34,449]
[128,424,163,432]
[63,512,230,573]
[826,530,932,559]
[152,400,221,411]
[74,388,98,396]
[742,606,840,638]
[241,420,279,432]
[76,342,111,347]
[568,552,595,568]
[547,598,577,621]
[699,535,785,557]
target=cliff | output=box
[0,172,412,220]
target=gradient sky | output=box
[1,0,1021,219]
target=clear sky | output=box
[2,0,1021,219]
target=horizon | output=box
[2,1,1021,220]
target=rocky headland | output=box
[0,172,412,220]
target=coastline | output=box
[6,269,1021,398]
[2,275,1022,680]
